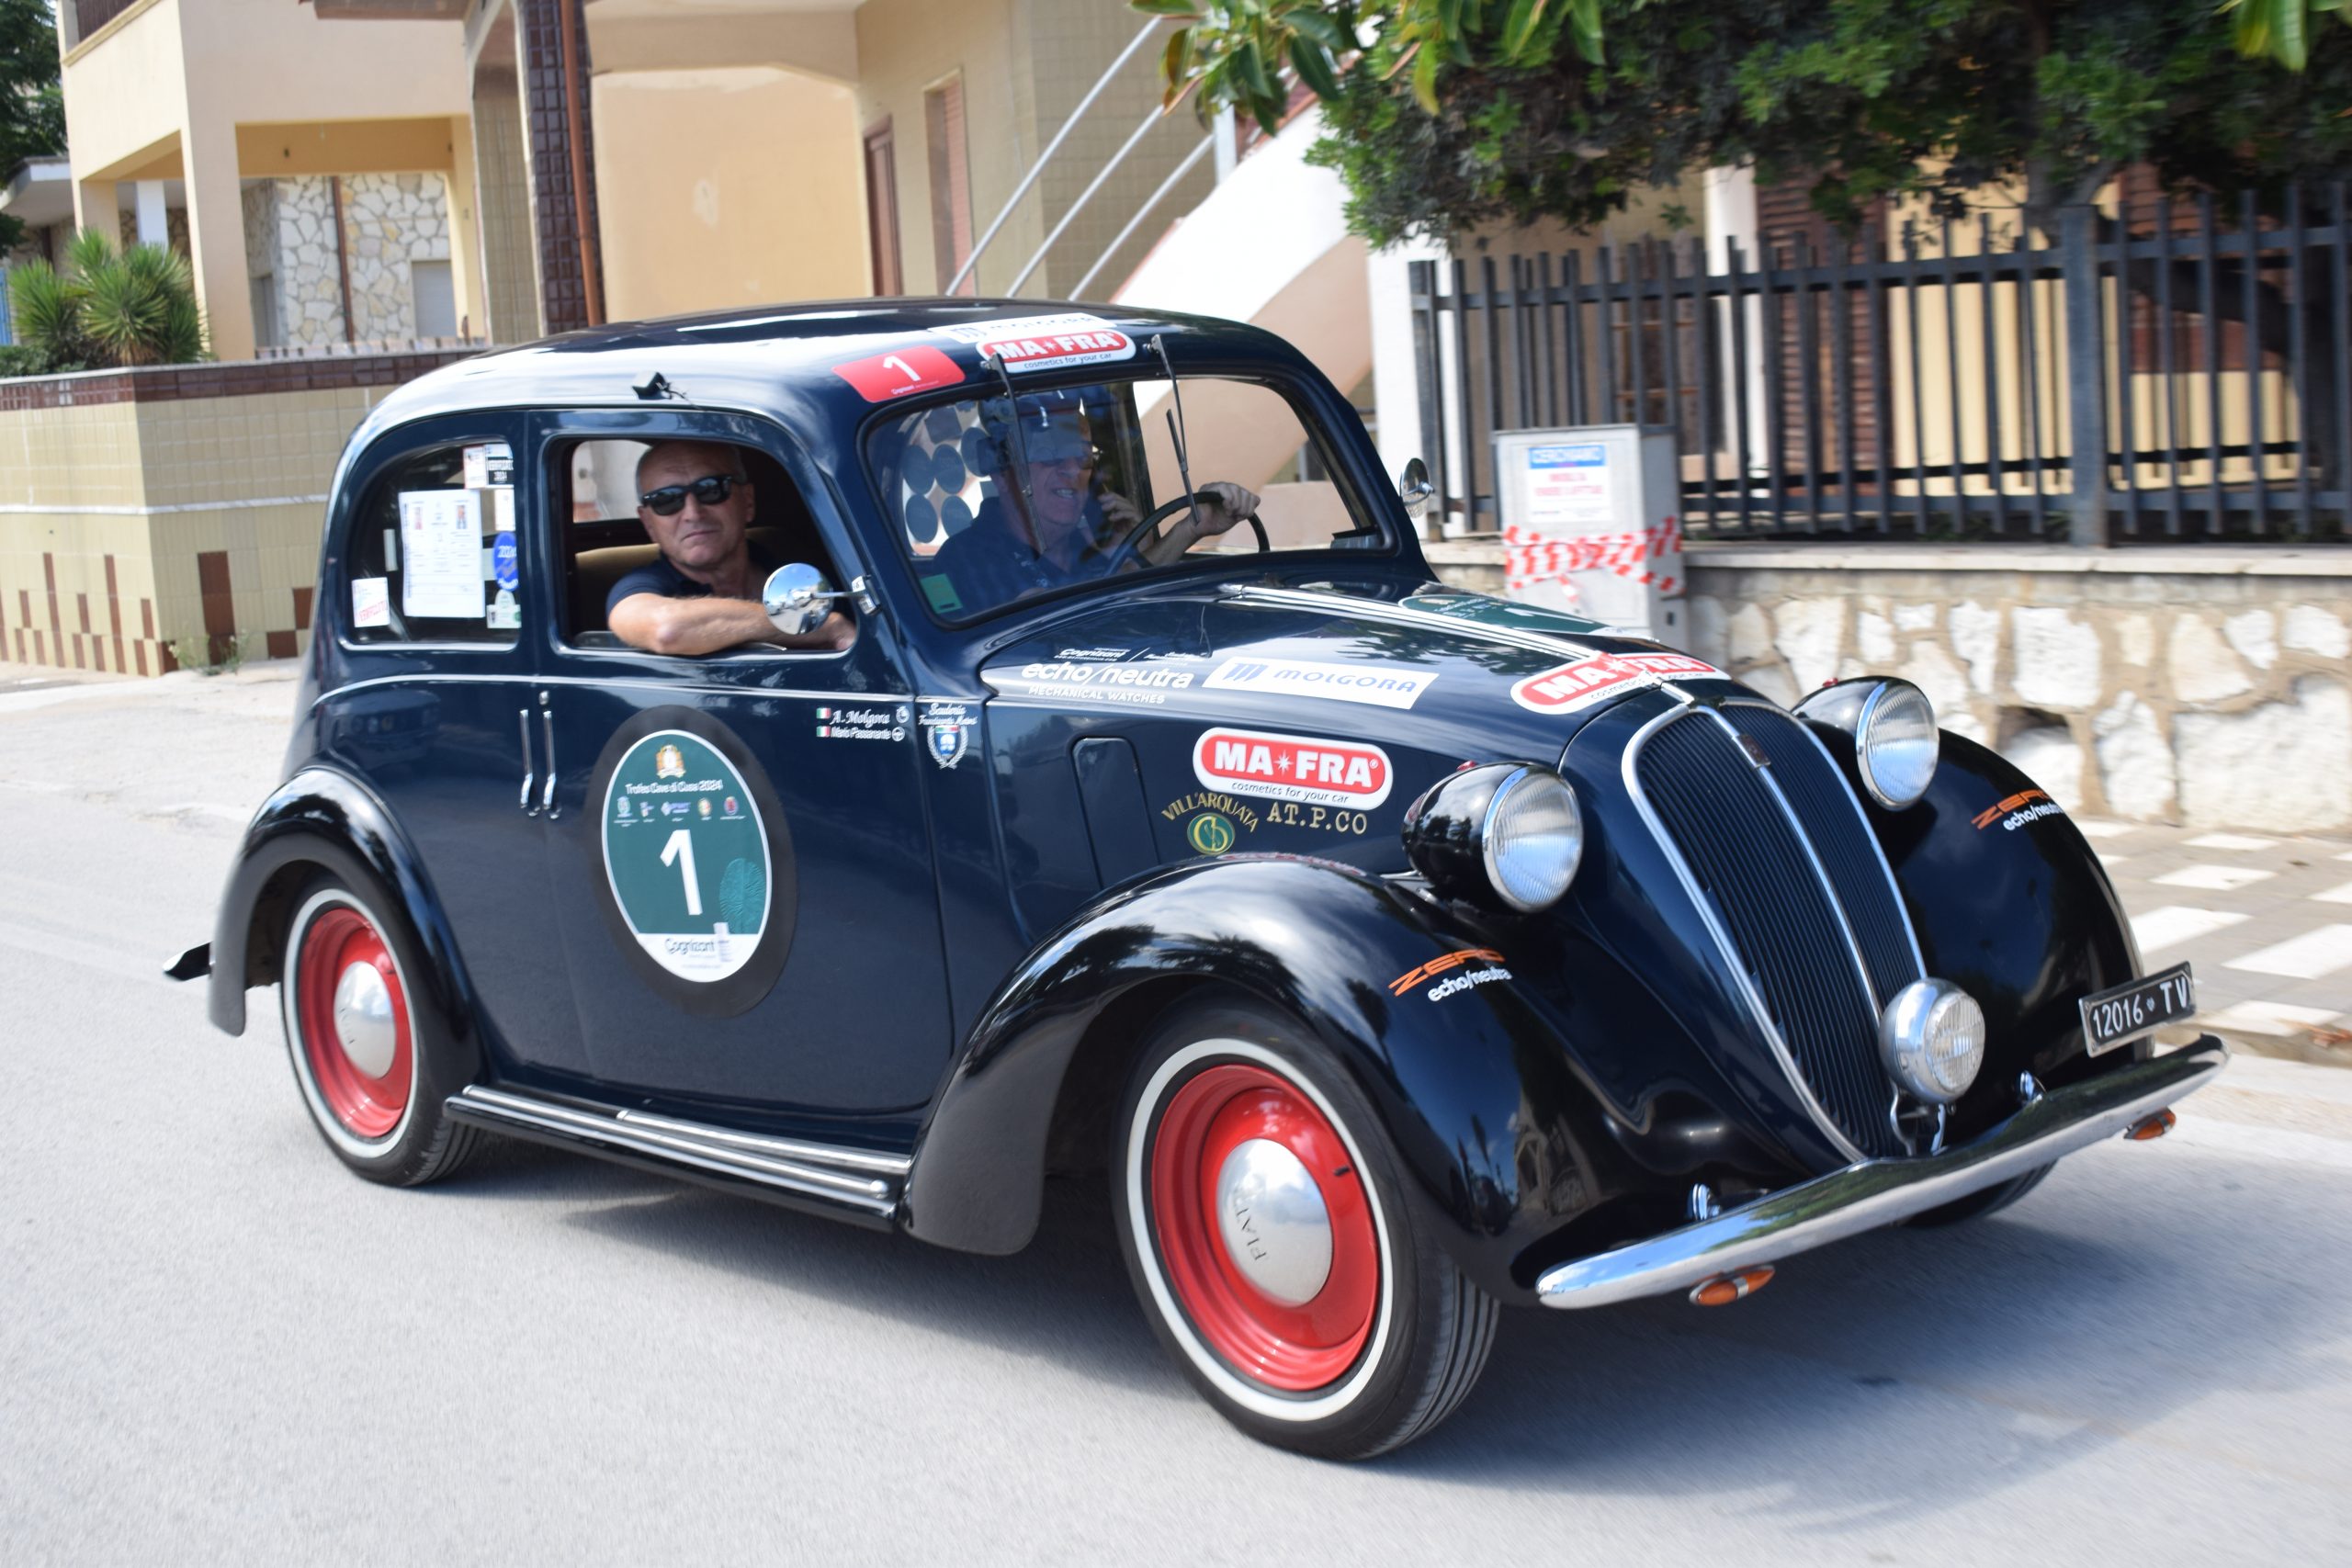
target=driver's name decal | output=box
[1192,728,1394,809]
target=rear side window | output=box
[342,440,521,646]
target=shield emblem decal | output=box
[920,701,976,770]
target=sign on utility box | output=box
[1493,424,1684,643]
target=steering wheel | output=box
[1104,491,1271,573]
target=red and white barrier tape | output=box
[1504,517,1683,598]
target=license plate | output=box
[2079,963,2197,1057]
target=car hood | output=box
[978,577,1748,770]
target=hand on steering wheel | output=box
[1105,491,1271,573]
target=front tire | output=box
[1111,995,1497,1460]
[280,872,479,1186]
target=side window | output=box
[555,434,845,648]
[343,439,520,646]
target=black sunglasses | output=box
[639,472,746,515]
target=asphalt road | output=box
[5,663,2350,1565]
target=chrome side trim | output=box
[1537,1037,2228,1309]
[316,671,911,711]
[1223,583,1605,662]
[447,1086,901,1215]
[614,1108,912,1177]
[1622,704,1870,1164]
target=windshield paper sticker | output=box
[1192,728,1394,809]
[1510,649,1721,714]
[601,731,769,983]
[929,311,1136,373]
[397,489,487,620]
[1204,656,1435,710]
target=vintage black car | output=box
[180,300,2224,1460]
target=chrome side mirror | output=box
[1398,457,1434,517]
[763,562,846,637]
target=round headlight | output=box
[1482,767,1584,912]
[1401,761,1585,914]
[1877,978,1986,1103]
[1856,680,1939,809]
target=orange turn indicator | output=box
[1689,1266,1775,1307]
[2125,1108,2177,1142]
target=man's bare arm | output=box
[609,593,854,657]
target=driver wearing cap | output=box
[930,398,1257,612]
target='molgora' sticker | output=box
[601,730,770,982]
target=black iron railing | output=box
[1410,184,2352,544]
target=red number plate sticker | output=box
[1192,728,1394,809]
[832,346,966,402]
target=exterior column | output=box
[73,178,117,242]
[180,118,255,362]
[514,0,604,333]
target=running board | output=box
[447,1085,908,1222]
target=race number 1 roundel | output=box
[601,729,770,982]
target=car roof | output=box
[355,298,1308,440]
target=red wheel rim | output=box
[294,905,413,1140]
[1148,1063,1379,1392]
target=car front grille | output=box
[1631,703,1922,1160]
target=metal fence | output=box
[1409,184,2352,545]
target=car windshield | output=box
[866,373,1385,622]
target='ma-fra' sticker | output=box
[589,709,796,1017]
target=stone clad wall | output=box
[262,174,455,349]
[1426,541,2352,834]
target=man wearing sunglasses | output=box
[607,440,856,656]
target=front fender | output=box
[900,854,1628,1301]
[1850,733,2143,1141]
[208,767,480,1064]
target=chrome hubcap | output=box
[1214,1137,1333,1307]
[330,960,397,1078]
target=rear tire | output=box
[279,871,480,1186]
[1111,993,1497,1460]
[1905,1163,2053,1227]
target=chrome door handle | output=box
[539,707,560,818]
[516,707,537,815]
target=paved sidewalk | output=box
[2080,815,2352,1066]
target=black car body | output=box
[189,299,2225,1458]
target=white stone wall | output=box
[273,177,345,348]
[1679,551,2352,833]
[340,173,452,343]
[258,174,455,349]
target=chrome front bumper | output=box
[1536,1036,2229,1310]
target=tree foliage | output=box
[1142,1,2352,245]
[6,230,208,374]
[1,0,68,254]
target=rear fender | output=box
[900,855,1626,1300]
[208,766,481,1068]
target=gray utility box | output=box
[1491,424,1684,644]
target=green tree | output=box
[1144,1,2352,244]
[1,0,68,255]
[8,229,207,372]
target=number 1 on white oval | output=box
[661,828,703,916]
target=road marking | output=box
[2315,879,2352,906]
[2132,906,2250,953]
[2154,863,2276,891]
[2187,832,2280,852]
[2225,924,2352,980]
[2167,1114,2352,1173]
[2206,1000,2345,1036]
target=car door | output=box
[312,414,592,1079]
[524,408,954,1122]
